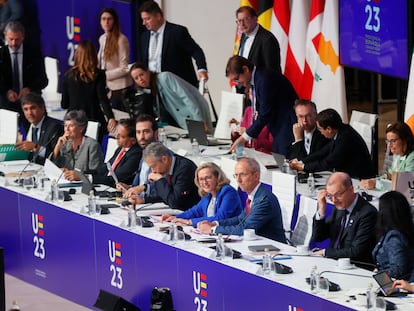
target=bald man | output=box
[311,172,378,267]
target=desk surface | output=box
[0,177,413,310]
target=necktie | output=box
[32,127,39,144]
[250,84,257,121]
[12,51,20,92]
[245,198,251,216]
[150,32,159,60]
[305,137,311,155]
[239,34,247,57]
[167,174,173,185]
[111,148,126,172]
[334,210,349,249]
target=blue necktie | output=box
[239,35,247,56]
[32,127,39,144]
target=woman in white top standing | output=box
[98,7,131,111]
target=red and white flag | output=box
[311,0,347,122]
[283,0,310,97]
[301,0,325,100]
[270,0,290,73]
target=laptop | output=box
[373,271,408,297]
[272,153,286,167]
[186,119,230,146]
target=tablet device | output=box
[248,244,280,252]
[373,271,408,297]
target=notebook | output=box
[186,119,230,146]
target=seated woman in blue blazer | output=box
[372,191,414,282]
[161,162,243,227]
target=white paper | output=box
[0,109,19,144]
[213,91,244,139]
[43,158,71,184]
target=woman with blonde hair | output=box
[161,162,243,227]
[98,8,131,111]
[61,40,117,141]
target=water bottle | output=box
[307,173,315,196]
[159,128,167,145]
[9,300,20,311]
[128,208,136,228]
[88,190,96,215]
[366,283,376,310]
[310,265,320,293]
[192,138,200,156]
[169,222,178,241]
[282,159,290,174]
[50,179,59,202]
[262,248,273,275]
[236,142,244,158]
[215,233,225,260]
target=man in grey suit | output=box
[198,157,286,242]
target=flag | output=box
[283,0,310,97]
[405,48,414,121]
[311,0,347,122]
[301,0,325,100]
[270,0,290,73]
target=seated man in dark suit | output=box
[128,142,199,211]
[311,172,378,267]
[290,108,374,179]
[14,92,62,164]
[93,118,142,187]
[198,157,286,243]
[0,21,48,125]
[289,99,329,160]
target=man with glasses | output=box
[235,6,281,72]
[226,55,297,156]
[289,99,329,160]
[311,172,378,267]
[290,108,374,179]
[198,157,286,243]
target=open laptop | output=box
[186,119,230,146]
[373,271,408,297]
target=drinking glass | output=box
[375,297,386,311]
[318,277,330,297]
[23,176,35,191]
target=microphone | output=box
[31,132,59,163]
[319,270,372,279]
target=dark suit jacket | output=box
[138,22,207,87]
[240,25,281,72]
[289,128,330,160]
[144,154,199,211]
[0,43,48,111]
[216,183,286,243]
[29,116,63,165]
[312,195,378,264]
[93,144,142,187]
[247,68,297,156]
[61,69,114,131]
[302,124,374,179]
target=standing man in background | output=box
[137,0,208,87]
[236,6,281,72]
[0,21,48,125]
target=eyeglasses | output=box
[235,16,252,25]
[198,175,214,183]
[233,172,250,179]
[385,138,400,145]
[326,187,350,201]
[296,114,314,120]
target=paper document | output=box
[213,91,244,139]
[0,109,19,144]
[43,158,71,184]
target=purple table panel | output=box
[18,195,97,307]
[94,222,140,307]
[0,188,22,277]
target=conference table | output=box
[0,155,413,310]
